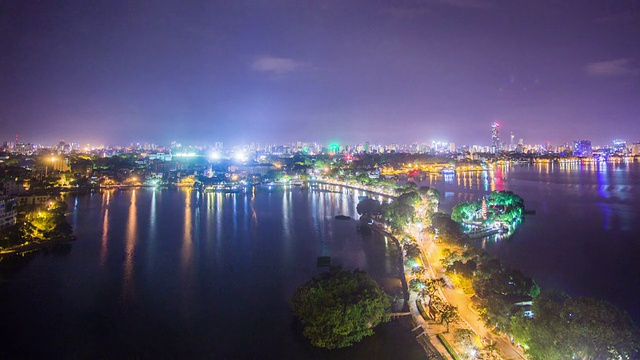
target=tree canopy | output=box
[382,202,415,233]
[291,268,391,349]
[511,292,640,360]
[356,198,382,217]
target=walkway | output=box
[421,236,526,360]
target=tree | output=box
[562,297,640,359]
[451,202,476,223]
[356,198,382,217]
[403,241,421,259]
[404,181,418,191]
[382,202,415,233]
[356,172,370,184]
[410,278,426,292]
[420,278,445,307]
[511,292,640,360]
[439,304,460,333]
[291,268,391,349]
[430,212,468,245]
[417,186,431,197]
[418,186,440,213]
[397,191,422,209]
[426,187,440,202]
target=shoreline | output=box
[364,223,410,312]
[0,236,76,256]
[310,180,396,199]
[323,179,525,359]
[364,222,448,359]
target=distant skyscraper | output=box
[613,139,627,153]
[573,140,592,157]
[491,122,501,152]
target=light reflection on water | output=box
[1,185,424,359]
[100,190,111,268]
[181,189,193,274]
[417,161,640,324]
[123,189,137,301]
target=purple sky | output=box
[1,0,639,147]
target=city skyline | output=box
[2,1,640,146]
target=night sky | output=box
[1,0,639,146]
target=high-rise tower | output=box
[491,122,501,152]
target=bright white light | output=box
[210,152,221,161]
[234,152,248,162]
[175,152,197,158]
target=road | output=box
[420,234,527,360]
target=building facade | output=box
[491,122,501,152]
[0,196,18,229]
[573,140,592,157]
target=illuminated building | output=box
[491,122,501,153]
[572,140,592,157]
[613,139,627,154]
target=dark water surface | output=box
[0,186,425,359]
[430,160,640,324]
[3,161,639,358]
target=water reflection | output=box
[150,189,157,236]
[123,190,137,300]
[232,193,238,238]
[148,189,157,269]
[181,189,193,273]
[100,191,111,268]
[494,167,505,191]
[283,188,292,249]
[100,208,109,268]
[180,189,194,320]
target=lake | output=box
[0,186,425,359]
[2,160,639,358]
[428,160,640,325]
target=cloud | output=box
[251,55,307,75]
[584,58,639,77]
